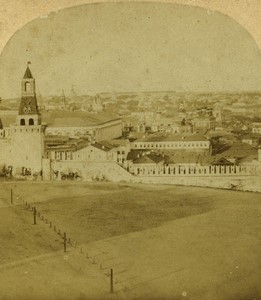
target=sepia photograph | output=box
[0,0,260,299]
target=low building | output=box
[131,134,211,152]
[46,138,130,165]
[191,116,216,131]
[252,122,261,134]
[241,135,260,147]
[129,154,165,175]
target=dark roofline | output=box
[23,66,33,79]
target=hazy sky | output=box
[1,1,261,98]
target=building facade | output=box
[131,135,211,152]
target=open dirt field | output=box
[0,181,260,300]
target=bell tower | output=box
[17,62,41,126]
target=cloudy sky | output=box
[1,1,261,98]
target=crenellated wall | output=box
[129,164,259,176]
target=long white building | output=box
[131,134,211,152]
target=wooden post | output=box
[110,268,114,293]
[11,188,13,205]
[33,207,37,225]
[63,232,67,252]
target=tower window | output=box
[25,82,31,92]
[28,107,31,113]
[29,118,34,126]
[23,107,27,113]
[20,119,25,126]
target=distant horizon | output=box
[2,89,261,102]
[1,3,261,99]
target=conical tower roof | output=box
[23,66,33,79]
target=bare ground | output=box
[0,181,260,299]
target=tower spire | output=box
[17,63,41,126]
[23,62,33,79]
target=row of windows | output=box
[23,107,32,113]
[134,142,209,148]
[54,152,73,160]
[53,151,117,161]
[48,130,93,136]
[117,151,125,155]
[20,118,34,126]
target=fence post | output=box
[33,207,37,225]
[63,232,67,252]
[11,188,13,205]
[110,268,114,293]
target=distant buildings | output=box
[252,122,261,134]
[0,65,260,186]
[191,116,216,131]
[81,95,104,113]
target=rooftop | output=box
[42,111,121,127]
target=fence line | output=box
[23,201,120,294]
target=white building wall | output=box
[131,140,210,150]
[8,125,45,174]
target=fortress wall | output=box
[130,164,259,176]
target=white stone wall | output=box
[130,164,258,176]
[0,138,12,168]
[8,125,44,174]
[51,161,134,182]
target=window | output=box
[20,119,25,126]
[25,81,31,92]
[29,118,34,126]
